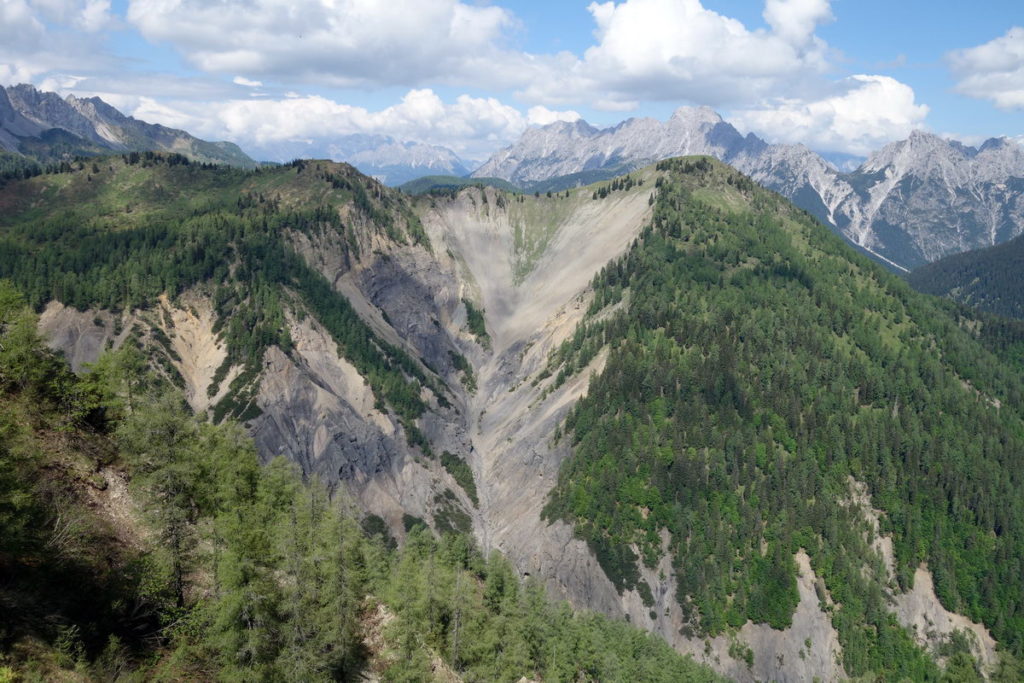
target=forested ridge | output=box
[0,152,439,431]
[543,157,1024,679]
[0,281,723,682]
[908,232,1024,320]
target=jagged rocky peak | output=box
[863,130,1024,186]
[667,104,724,127]
[0,87,40,140]
[862,130,972,176]
[979,136,1017,153]
[474,110,1024,270]
[66,92,128,123]
[472,106,761,185]
[5,83,101,142]
[0,86,21,123]
[548,117,599,135]
[519,117,598,145]
[64,93,133,145]
[740,141,831,181]
[975,135,1024,180]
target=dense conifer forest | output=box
[908,233,1024,320]
[543,158,1024,679]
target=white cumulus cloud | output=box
[3,0,934,159]
[110,88,578,160]
[520,0,834,108]
[948,27,1024,110]
[526,105,581,126]
[730,75,929,155]
[0,0,114,85]
[126,0,519,88]
[1,0,44,48]
[233,76,263,88]
[762,0,832,45]
[77,0,112,32]
[120,0,844,112]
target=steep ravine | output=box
[415,178,853,682]
[415,180,1001,681]
[38,284,479,546]
[37,174,1001,680]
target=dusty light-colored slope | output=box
[418,178,655,576]
[417,176,848,681]
[37,286,473,545]
[848,479,998,674]
[423,181,655,353]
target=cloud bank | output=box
[116,89,578,160]
[948,27,1024,110]
[732,75,930,155]
[0,0,957,157]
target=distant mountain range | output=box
[244,133,471,186]
[6,84,1022,270]
[474,108,1024,271]
[0,85,475,185]
[0,84,255,167]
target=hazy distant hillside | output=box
[244,132,470,185]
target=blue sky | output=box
[1,0,1021,161]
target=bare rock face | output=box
[662,551,846,682]
[894,567,998,674]
[414,182,650,623]
[38,301,119,372]
[38,287,475,542]
[250,326,397,478]
[848,479,999,676]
